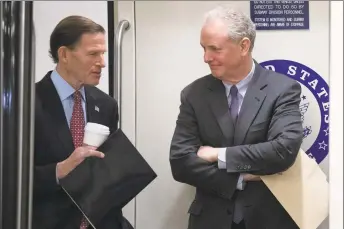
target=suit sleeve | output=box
[34,163,61,195]
[169,89,239,200]
[225,81,303,175]
[33,96,61,195]
[33,119,60,194]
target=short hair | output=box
[49,15,105,63]
[204,6,256,52]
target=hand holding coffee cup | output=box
[83,122,110,147]
[56,123,110,179]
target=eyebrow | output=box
[201,43,220,49]
[87,48,107,52]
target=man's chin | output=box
[92,80,100,86]
[85,79,100,86]
[211,72,223,80]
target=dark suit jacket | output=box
[170,62,303,229]
[33,71,132,229]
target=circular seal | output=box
[260,59,329,164]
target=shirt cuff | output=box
[217,148,246,190]
[217,148,227,169]
[236,174,246,190]
[56,165,59,185]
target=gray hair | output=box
[204,5,256,52]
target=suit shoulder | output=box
[262,67,300,92]
[35,80,43,93]
[86,86,118,106]
[180,74,213,98]
[263,67,297,85]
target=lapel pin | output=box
[95,106,99,112]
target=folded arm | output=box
[224,81,303,175]
[170,89,239,200]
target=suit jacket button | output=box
[227,209,232,215]
[244,165,248,170]
[247,165,251,169]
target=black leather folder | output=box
[60,128,157,226]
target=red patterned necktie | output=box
[69,91,89,229]
[70,91,85,148]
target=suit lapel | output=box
[207,77,235,144]
[37,72,74,156]
[234,63,267,145]
[85,86,101,124]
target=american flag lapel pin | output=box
[95,106,99,112]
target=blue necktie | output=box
[230,85,239,123]
[229,85,244,223]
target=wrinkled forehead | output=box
[77,32,106,48]
[201,19,228,39]
[200,19,230,45]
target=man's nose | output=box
[97,54,106,68]
[203,51,213,63]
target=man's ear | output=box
[57,46,69,64]
[240,37,251,56]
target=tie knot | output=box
[73,91,82,101]
[230,85,238,97]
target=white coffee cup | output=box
[83,122,110,147]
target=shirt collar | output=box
[50,69,86,102]
[223,61,255,97]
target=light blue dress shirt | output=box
[218,62,255,190]
[50,70,87,127]
[51,70,87,184]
